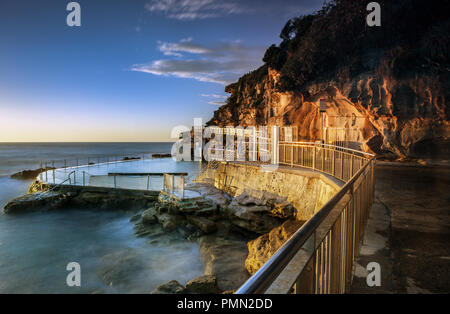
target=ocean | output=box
[0,143,203,293]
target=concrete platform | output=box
[350,163,450,294]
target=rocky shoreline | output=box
[2,179,305,294]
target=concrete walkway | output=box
[351,163,450,294]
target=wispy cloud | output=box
[200,94,227,99]
[144,0,245,20]
[201,93,228,105]
[131,38,265,84]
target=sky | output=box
[0,0,323,142]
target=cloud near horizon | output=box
[131,38,265,85]
[144,0,245,20]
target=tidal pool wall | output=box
[207,162,342,221]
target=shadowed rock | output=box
[198,235,250,291]
[2,191,72,214]
[245,220,305,275]
[151,280,186,294]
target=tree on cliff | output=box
[208,0,449,158]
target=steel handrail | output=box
[279,141,375,158]
[236,156,375,294]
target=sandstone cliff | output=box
[207,0,449,159]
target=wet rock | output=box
[2,191,72,214]
[245,220,305,275]
[97,249,147,288]
[185,275,220,294]
[187,216,217,234]
[151,280,186,294]
[134,221,164,238]
[198,235,250,291]
[157,213,185,232]
[129,213,141,222]
[70,191,151,210]
[141,208,158,224]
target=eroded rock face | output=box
[245,220,305,275]
[208,67,449,159]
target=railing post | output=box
[332,149,336,176]
[313,146,316,170]
[291,144,294,167]
[53,169,55,184]
[321,148,325,171]
[271,126,279,165]
[172,175,175,193]
[350,155,354,178]
[301,146,304,166]
[146,175,150,191]
[114,175,117,188]
[82,171,85,186]
[181,176,185,199]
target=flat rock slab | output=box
[2,191,70,214]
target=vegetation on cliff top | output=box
[226,0,449,95]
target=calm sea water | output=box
[0,143,203,294]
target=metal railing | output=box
[236,142,375,294]
[38,152,173,191]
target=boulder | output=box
[134,221,165,238]
[271,201,296,219]
[245,220,305,275]
[185,183,232,207]
[234,190,266,206]
[187,216,217,234]
[141,208,158,224]
[198,235,250,291]
[185,275,220,294]
[157,213,185,232]
[226,200,281,234]
[151,280,186,294]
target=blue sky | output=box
[0,0,323,142]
